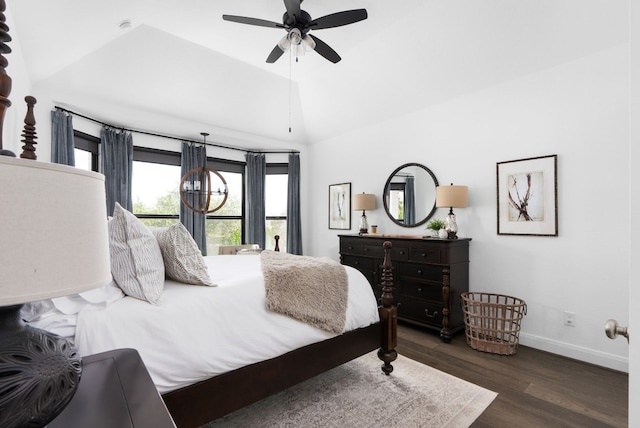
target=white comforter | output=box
[74,255,379,393]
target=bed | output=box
[25,208,398,428]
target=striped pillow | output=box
[108,203,165,304]
[152,223,215,286]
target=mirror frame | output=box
[382,162,439,228]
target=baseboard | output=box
[519,333,629,373]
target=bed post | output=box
[378,240,397,375]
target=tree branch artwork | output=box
[497,154,557,236]
[507,171,544,222]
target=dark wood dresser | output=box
[339,234,470,342]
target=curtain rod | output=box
[55,106,300,155]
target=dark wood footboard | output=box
[162,241,397,428]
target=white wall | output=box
[629,0,638,424]
[307,44,630,371]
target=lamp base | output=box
[0,305,82,428]
[358,212,369,235]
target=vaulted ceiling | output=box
[6,0,628,146]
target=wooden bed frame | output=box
[162,241,398,428]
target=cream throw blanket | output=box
[260,250,348,334]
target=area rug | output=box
[202,351,497,428]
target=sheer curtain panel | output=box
[100,126,133,216]
[51,109,75,166]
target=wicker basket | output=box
[461,292,527,356]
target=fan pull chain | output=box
[288,46,292,133]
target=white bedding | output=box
[73,255,379,393]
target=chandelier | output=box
[179,133,229,214]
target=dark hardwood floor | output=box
[396,323,628,428]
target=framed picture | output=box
[497,154,558,236]
[329,182,351,230]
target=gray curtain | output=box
[405,176,416,225]
[51,109,75,166]
[245,152,266,250]
[100,126,133,216]
[287,153,302,254]
[181,142,207,255]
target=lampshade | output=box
[436,185,468,208]
[353,193,376,211]
[0,155,111,304]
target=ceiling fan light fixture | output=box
[301,34,316,52]
[287,28,302,45]
[277,34,291,52]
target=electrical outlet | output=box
[563,311,576,327]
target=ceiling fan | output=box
[222,0,367,64]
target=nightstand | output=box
[48,348,176,428]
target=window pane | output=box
[206,219,242,254]
[266,219,287,253]
[74,148,92,171]
[265,174,288,216]
[132,161,180,215]
[209,171,242,217]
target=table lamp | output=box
[0,156,112,427]
[435,184,468,239]
[353,193,376,234]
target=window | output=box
[388,182,406,223]
[205,159,245,254]
[71,131,289,254]
[73,131,99,172]
[132,148,181,228]
[265,164,288,253]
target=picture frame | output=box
[328,182,351,230]
[497,154,558,236]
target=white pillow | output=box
[152,223,216,286]
[108,202,165,304]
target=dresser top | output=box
[339,234,471,242]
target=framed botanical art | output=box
[497,154,558,236]
[328,182,351,230]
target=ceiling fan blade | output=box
[308,9,368,30]
[283,0,301,22]
[266,45,286,63]
[308,34,341,63]
[222,15,285,29]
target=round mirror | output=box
[383,163,439,228]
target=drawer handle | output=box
[354,261,359,265]
[417,287,422,292]
[417,270,423,274]
[399,250,405,255]
[421,253,427,257]
[348,246,354,250]
[364,248,369,252]
[425,309,439,318]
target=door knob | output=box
[604,319,629,342]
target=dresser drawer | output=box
[408,246,441,263]
[400,262,443,282]
[342,255,376,285]
[401,280,442,302]
[340,239,363,255]
[342,254,373,270]
[398,298,443,327]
